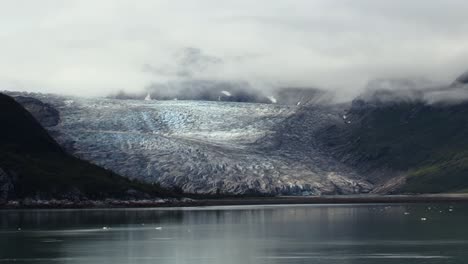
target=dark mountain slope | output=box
[13,96,60,127]
[318,100,468,193]
[454,71,468,85]
[268,72,468,194]
[0,93,176,202]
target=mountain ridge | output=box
[0,93,178,203]
[5,92,371,195]
[5,70,468,196]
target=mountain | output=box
[6,71,468,196]
[5,92,371,195]
[0,93,176,203]
[308,74,468,193]
[108,80,333,106]
[111,80,270,103]
[454,71,468,85]
[13,96,60,127]
[312,100,468,193]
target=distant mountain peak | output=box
[454,71,468,84]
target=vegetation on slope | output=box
[0,93,177,200]
[337,100,468,193]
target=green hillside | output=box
[0,93,176,200]
[338,100,468,193]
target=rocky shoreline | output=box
[2,194,468,209]
[0,198,196,209]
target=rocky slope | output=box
[0,93,178,204]
[9,71,468,196]
[6,92,371,195]
[317,98,468,193]
[13,96,60,127]
[270,72,468,194]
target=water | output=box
[0,204,467,264]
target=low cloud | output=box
[357,73,468,105]
[1,0,468,99]
[143,47,223,79]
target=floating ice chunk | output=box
[155,227,162,230]
[102,226,109,230]
[297,101,301,105]
[343,115,347,119]
[17,228,21,231]
[420,217,427,221]
[449,208,453,212]
[267,96,277,103]
[221,90,232,97]
[404,212,410,215]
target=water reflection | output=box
[0,204,467,264]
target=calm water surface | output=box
[0,204,467,264]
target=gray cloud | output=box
[0,0,468,98]
[356,72,468,105]
[143,47,223,78]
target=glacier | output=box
[8,93,373,195]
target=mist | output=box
[1,0,468,100]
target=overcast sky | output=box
[1,0,468,98]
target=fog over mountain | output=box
[2,0,468,99]
[357,72,468,105]
[5,70,468,196]
[4,1,468,197]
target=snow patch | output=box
[145,93,152,101]
[221,90,232,97]
[267,96,277,104]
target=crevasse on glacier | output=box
[16,94,372,195]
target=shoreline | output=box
[2,194,468,209]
